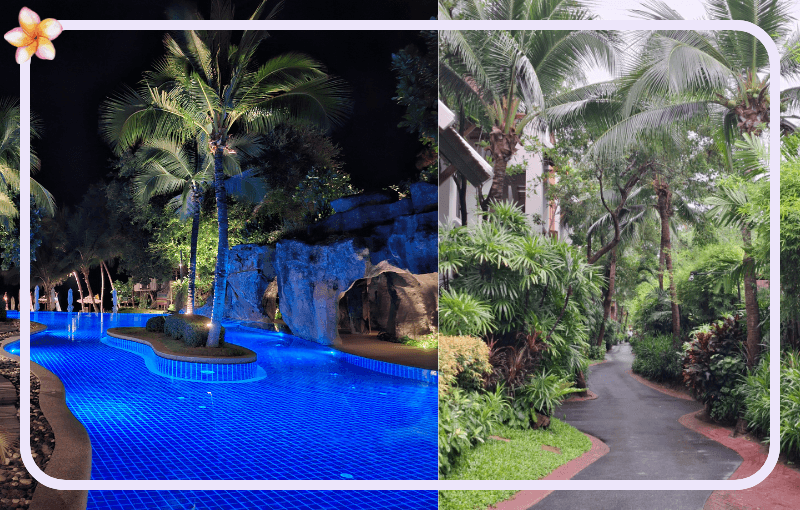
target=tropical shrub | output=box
[439,335,492,395]
[439,288,495,337]
[633,288,679,336]
[741,351,800,461]
[485,334,544,395]
[438,387,509,475]
[145,315,165,333]
[739,354,770,437]
[682,315,746,420]
[780,351,800,461]
[631,333,682,382]
[676,243,741,330]
[585,344,606,361]
[164,314,224,347]
[515,370,582,419]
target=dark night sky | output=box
[0,1,433,206]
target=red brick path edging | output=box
[627,369,800,509]
[490,433,610,510]
[678,412,800,510]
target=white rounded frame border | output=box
[18,18,780,492]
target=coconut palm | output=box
[439,0,619,209]
[0,98,55,218]
[101,6,350,346]
[576,0,799,164]
[132,134,264,314]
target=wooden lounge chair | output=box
[155,284,172,310]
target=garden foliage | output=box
[439,202,602,380]
[631,333,682,382]
[164,314,225,348]
[739,352,800,462]
[438,335,492,395]
[682,315,747,422]
[145,316,165,332]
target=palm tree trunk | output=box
[73,271,85,312]
[655,178,680,344]
[100,268,105,314]
[82,269,99,313]
[101,261,116,291]
[596,247,617,347]
[741,227,760,368]
[483,126,520,209]
[207,148,228,347]
[187,191,200,315]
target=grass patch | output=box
[399,333,438,350]
[439,419,591,510]
[118,308,167,314]
[109,327,254,359]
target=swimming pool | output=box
[6,311,437,509]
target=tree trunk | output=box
[100,266,105,314]
[101,261,116,291]
[207,148,229,347]
[82,269,99,313]
[187,190,201,315]
[596,247,617,347]
[482,126,520,209]
[741,227,760,368]
[456,173,468,226]
[73,271,85,312]
[655,177,681,345]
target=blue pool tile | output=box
[8,312,437,487]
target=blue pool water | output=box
[6,312,437,509]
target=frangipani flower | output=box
[4,7,62,64]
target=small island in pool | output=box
[107,314,255,361]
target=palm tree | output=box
[101,6,350,346]
[133,136,264,314]
[0,98,55,218]
[32,213,72,310]
[549,0,796,359]
[439,0,619,209]
[578,0,799,165]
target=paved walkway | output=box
[529,343,742,510]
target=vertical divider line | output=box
[20,60,32,464]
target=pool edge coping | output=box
[106,329,258,365]
[1,327,91,510]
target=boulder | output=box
[274,239,370,345]
[339,267,437,338]
[196,244,275,321]
[330,192,396,214]
[409,182,437,213]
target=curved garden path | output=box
[529,343,742,510]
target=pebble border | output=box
[0,327,91,510]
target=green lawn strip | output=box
[399,335,438,350]
[440,419,591,510]
[117,308,167,314]
[109,327,254,359]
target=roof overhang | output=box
[438,101,493,186]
